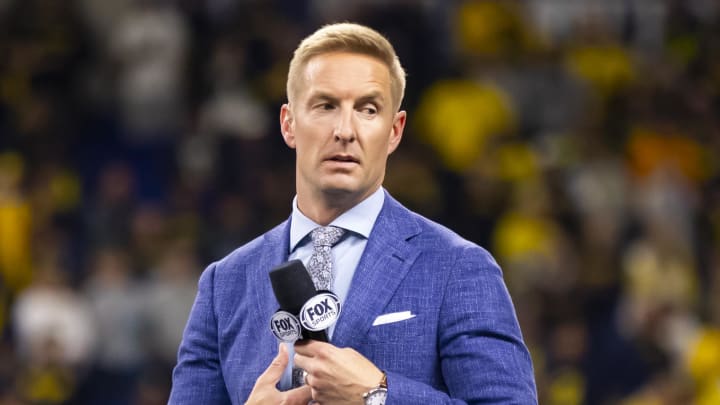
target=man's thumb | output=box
[257,343,289,384]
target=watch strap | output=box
[363,370,388,404]
[378,371,388,389]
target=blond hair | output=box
[287,22,406,112]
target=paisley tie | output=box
[306,226,345,291]
[291,226,345,387]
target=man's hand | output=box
[245,343,312,405]
[294,340,384,405]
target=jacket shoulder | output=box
[212,220,288,274]
[383,196,498,270]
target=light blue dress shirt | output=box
[279,187,385,390]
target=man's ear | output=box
[387,110,406,155]
[280,104,296,148]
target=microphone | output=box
[269,260,341,342]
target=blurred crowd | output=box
[1,0,719,404]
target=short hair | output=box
[287,22,406,112]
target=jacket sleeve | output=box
[169,263,232,405]
[387,246,538,404]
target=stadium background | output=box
[1,0,719,404]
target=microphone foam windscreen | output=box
[269,259,317,314]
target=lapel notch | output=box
[332,195,422,346]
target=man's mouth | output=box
[327,155,359,163]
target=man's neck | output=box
[297,188,378,226]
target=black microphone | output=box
[269,260,329,342]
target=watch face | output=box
[364,388,387,405]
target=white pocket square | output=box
[372,311,416,326]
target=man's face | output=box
[281,52,406,207]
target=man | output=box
[170,23,537,404]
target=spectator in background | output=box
[85,162,136,250]
[108,0,189,201]
[141,237,198,368]
[0,151,32,294]
[82,246,145,405]
[110,0,188,139]
[12,259,95,403]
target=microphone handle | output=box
[303,329,328,342]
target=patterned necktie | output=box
[307,226,345,291]
[291,226,345,388]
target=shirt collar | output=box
[289,187,385,253]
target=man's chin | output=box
[317,174,357,193]
[321,185,356,196]
[320,182,381,205]
[319,182,366,201]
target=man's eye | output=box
[321,103,335,110]
[361,106,377,115]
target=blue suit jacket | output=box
[170,193,537,404]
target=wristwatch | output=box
[362,371,388,405]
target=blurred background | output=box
[0,0,719,404]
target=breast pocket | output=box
[364,313,426,343]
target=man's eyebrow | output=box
[356,91,385,105]
[306,91,386,106]
[307,92,339,104]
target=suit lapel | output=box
[332,195,421,346]
[250,219,292,347]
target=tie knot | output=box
[310,226,345,247]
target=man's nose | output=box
[333,108,356,143]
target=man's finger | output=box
[293,339,322,356]
[283,384,313,404]
[256,343,288,385]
